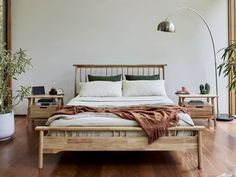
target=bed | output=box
[35,64,205,169]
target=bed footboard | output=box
[35,126,205,169]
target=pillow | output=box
[125,74,160,80]
[122,80,167,97]
[79,81,122,97]
[88,74,122,82]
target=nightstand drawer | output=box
[30,105,58,118]
[184,103,213,117]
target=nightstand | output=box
[27,95,64,124]
[176,94,217,127]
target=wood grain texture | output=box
[1,117,236,177]
[6,0,11,51]
[42,136,198,152]
[177,94,217,127]
[29,105,58,119]
[73,64,167,68]
[27,95,64,99]
[228,0,236,115]
[177,94,218,98]
[35,125,204,169]
[27,95,64,121]
[6,0,12,101]
[184,102,213,117]
[35,126,205,131]
[73,64,167,96]
[39,130,44,169]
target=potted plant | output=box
[218,43,236,90]
[0,44,31,141]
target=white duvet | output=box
[47,96,194,127]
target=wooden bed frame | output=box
[35,64,205,169]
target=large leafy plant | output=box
[0,44,32,114]
[218,43,236,90]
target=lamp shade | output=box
[157,20,176,33]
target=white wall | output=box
[12,0,228,114]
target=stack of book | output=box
[188,100,204,105]
[36,99,57,106]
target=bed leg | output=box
[39,130,44,169]
[197,130,202,169]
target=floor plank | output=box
[0,117,236,177]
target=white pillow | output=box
[122,80,167,97]
[79,81,122,97]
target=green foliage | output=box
[199,83,210,94]
[199,84,204,91]
[205,83,210,94]
[0,4,32,114]
[0,44,32,114]
[200,89,207,94]
[218,43,236,90]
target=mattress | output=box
[46,96,195,137]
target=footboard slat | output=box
[36,126,205,169]
[35,126,204,131]
[43,136,198,153]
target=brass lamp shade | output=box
[157,20,176,33]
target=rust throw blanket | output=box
[52,105,187,144]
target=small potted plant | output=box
[218,43,236,90]
[0,44,31,141]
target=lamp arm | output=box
[167,7,219,116]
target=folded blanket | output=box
[52,105,187,144]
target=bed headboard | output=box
[73,64,167,96]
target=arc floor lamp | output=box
[157,7,233,121]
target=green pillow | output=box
[88,74,122,82]
[125,74,160,80]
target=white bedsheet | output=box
[47,96,194,127]
[47,96,195,137]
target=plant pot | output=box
[0,112,15,141]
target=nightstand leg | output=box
[208,118,210,128]
[27,98,31,125]
[207,97,210,103]
[211,97,217,126]
[213,116,217,126]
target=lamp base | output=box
[216,114,234,121]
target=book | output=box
[38,99,55,103]
[36,102,57,106]
[188,100,204,105]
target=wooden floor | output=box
[0,117,236,177]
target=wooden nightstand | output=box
[176,94,217,127]
[27,95,64,124]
